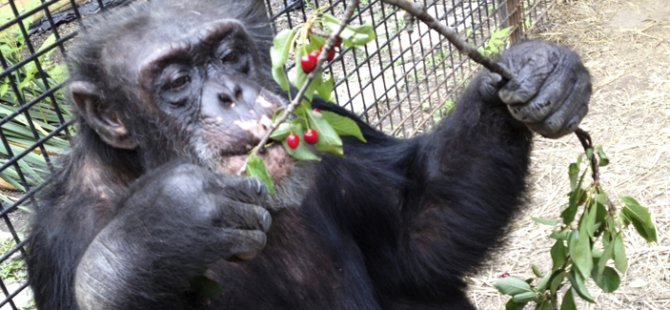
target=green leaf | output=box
[539,300,555,310]
[612,233,628,273]
[532,217,560,226]
[536,273,551,291]
[283,136,321,161]
[298,71,322,102]
[550,240,567,271]
[621,196,657,242]
[316,76,334,101]
[549,270,566,294]
[537,268,560,292]
[596,145,609,166]
[532,265,544,277]
[560,289,577,310]
[272,66,290,92]
[512,291,537,303]
[591,266,621,293]
[245,154,276,195]
[321,111,366,142]
[568,269,595,303]
[583,199,599,237]
[307,109,343,156]
[568,229,593,279]
[270,29,295,67]
[596,239,614,276]
[306,33,327,52]
[562,187,585,225]
[550,230,570,241]
[568,162,579,190]
[270,122,293,141]
[270,29,295,91]
[322,13,376,48]
[493,276,532,296]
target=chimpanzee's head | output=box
[67,0,293,177]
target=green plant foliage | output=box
[0,10,72,203]
[253,10,375,192]
[494,147,657,308]
[478,27,512,57]
[246,154,276,194]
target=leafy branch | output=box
[238,0,361,176]
[367,0,657,308]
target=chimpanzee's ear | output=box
[69,81,138,150]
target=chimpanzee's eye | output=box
[167,74,191,91]
[221,52,240,64]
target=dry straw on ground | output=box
[468,0,670,309]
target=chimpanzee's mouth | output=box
[215,144,294,179]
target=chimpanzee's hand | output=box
[481,41,592,138]
[85,162,272,269]
[75,163,271,309]
[122,163,272,262]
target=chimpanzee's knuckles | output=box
[527,87,590,138]
[506,72,571,123]
[217,176,270,207]
[212,201,272,232]
[497,41,561,105]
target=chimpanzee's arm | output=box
[70,163,270,310]
[378,41,591,300]
[35,163,268,310]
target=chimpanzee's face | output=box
[110,20,291,177]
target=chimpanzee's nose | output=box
[218,84,242,107]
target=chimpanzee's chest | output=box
[206,207,382,309]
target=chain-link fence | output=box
[0,0,553,308]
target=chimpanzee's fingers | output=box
[498,49,559,105]
[213,200,272,232]
[526,77,590,138]
[506,68,574,123]
[215,176,269,207]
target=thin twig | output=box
[574,128,600,183]
[381,0,514,81]
[381,0,599,182]
[238,0,361,175]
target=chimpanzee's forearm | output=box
[393,72,533,292]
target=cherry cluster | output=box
[285,109,321,149]
[299,37,342,74]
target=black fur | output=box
[26,0,590,309]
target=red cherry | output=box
[322,46,336,61]
[300,54,316,73]
[334,36,343,48]
[286,133,300,149]
[308,50,320,59]
[303,129,319,145]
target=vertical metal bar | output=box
[506,0,523,42]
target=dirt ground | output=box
[468,0,670,309]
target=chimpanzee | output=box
[26,0,591,309]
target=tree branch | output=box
[381,0,514,81]
[381,0,599,181]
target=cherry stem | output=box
[238,0,361,175]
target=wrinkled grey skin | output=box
[480,40,591,138]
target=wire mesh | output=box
[0,0,554,308]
